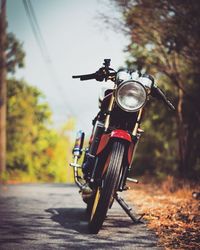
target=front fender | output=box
[96,129,132,155]
[111,129,132,142]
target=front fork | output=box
[70,104,144,187]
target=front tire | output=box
[88,140,125,234]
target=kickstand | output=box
[115,193,145,223]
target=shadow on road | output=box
[44,206,160,249]
[0,184,160,249]
[45,207,89,234]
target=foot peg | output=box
[127,177,139,183]
[70,162,81,168]
[70,155,81,168]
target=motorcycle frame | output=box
[86,84,144,191]
[70,59,175,228]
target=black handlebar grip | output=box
[72,73,96,80]
[80,73,96,81]
[72,75,81,79]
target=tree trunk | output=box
[177,86,188,178]
[0,0,7,176]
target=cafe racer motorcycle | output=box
[70,59,175,234]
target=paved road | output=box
[0,184,161,250]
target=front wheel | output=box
[88,140,125,234]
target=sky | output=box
[7,0,129,135]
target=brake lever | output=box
[95,68,106,82]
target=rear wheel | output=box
[88,140,125,234]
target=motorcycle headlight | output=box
[116,80,147,112]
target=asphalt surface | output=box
[0,184,162,250]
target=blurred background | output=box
[0,0,200,183]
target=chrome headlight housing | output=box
[115,80,147,112]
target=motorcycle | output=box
[70,59,175,234]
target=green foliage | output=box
[112,0,200,179]
[6,33,25,73]
[130,99,178,179]
[6,79,74,182]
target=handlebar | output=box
[72,59,175,111]
[72,69,116,82]
[72,59,116,82]
[151,86,175,111]
[72,70,106,82]
[72,73,96,81]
